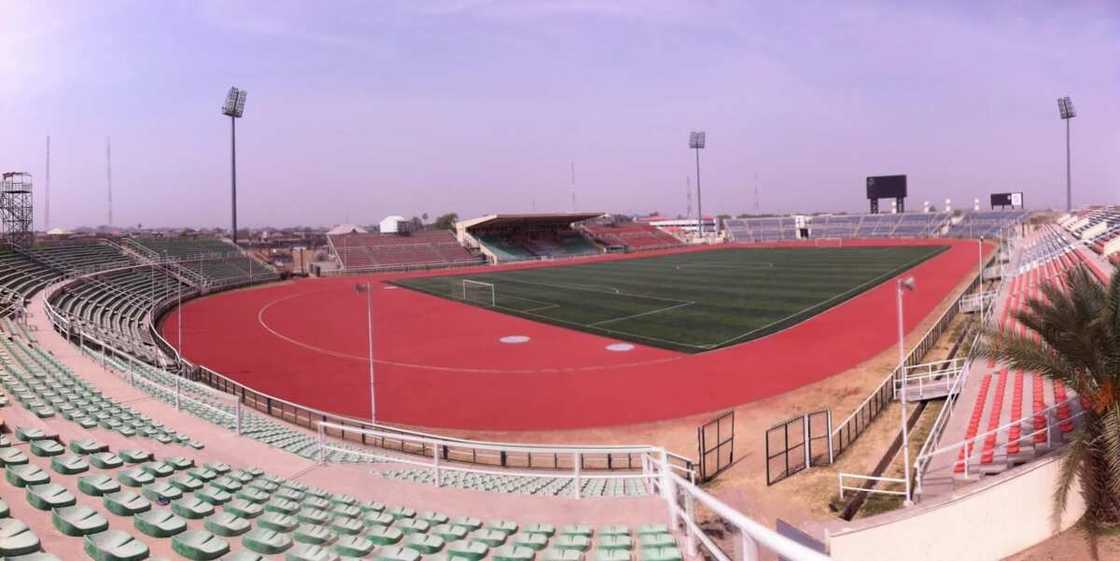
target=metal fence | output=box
[766,409,831,486]
[697,410,735,482]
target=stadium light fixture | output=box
[689,132,706,237]
[1057,96,1075,212]
[355,282,377,424]
[222,87,248,245]
[896,276,916,506]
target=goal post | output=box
[462,279,496,307]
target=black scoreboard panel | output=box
[866,175,907,199]
[991,193,1013,206]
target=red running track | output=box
[161,239,986,430]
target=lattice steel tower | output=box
[0,172,34,248]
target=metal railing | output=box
[914,395,1085,493]
[829,261,987,459]
[838,473,908,499]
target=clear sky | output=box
[2,1,1117,229]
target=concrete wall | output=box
[828,456,1085,561]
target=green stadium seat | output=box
[242,527,294,555]
[471,529,507,547]
[79,474,122,497]
[196,485,233,505]
[488,520,519,536]
[598,535,633,550]
[172,529,231,560]
[83,529,149,561]
[236,487,269,504]
[286,543,342,561]
[90,452,124,469]
[493,545,536,561]
[364,512,394,528]
[0,519,41,557]
[433,523,468,542]
[172,495,216,520]
[395,518,429,535]
[0,448,30,467]
[226,499,264,520]
[142,481,184,502]
[141,461,175,478]
[451,517,482,532]
[333,534,375,557]
[404,533,445,554]
[543,549,583,561]
[330,516,363,536]
[170,474,204,492]
[297,508,331,526]
[25,483,77,510]
[524,524,556,537]
[640,547,682,561]
[377,545,422,561]
[294,524,338,546]
[119,449,153,464]
[560,526,593,538]
[0,498,7,518]
[118,468,156,487]
[386,506,416,521]
[636,525,669,536]
[366,525,403,546]
[597,550,631,561]
[599,526,630,537]
[446,539,488,561]
[29,439,65,457]
[102,490,152,516]
[134,508,188,538]
[221,551,268,561]
[6,464,50,487]
[205,512,252,537]
[257,512,298,533]
[265,497,300,516]
[51,454,90,475]
[553,535,591,552]
[637,534,674,549]
[512,533,549,551]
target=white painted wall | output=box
[828,457,1085,561]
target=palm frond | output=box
[1052,428,1088,531]
[1100,404,1120,498]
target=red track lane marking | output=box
[163,239,984,430]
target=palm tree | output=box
[978,265,1120,556]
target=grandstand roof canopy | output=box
[457,212,603,231]
[327,223,368,235]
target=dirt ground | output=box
[1005,527,1120,560]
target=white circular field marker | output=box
[500,335,531,344]
[606,343,635,352]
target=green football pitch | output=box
[393,245,948,353]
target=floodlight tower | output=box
[689,131,706,237]
[221,87,248,245]
[1057,96,1076,212]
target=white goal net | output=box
[461,280,496,307]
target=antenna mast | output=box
[570,161,576,212]
[45,136,50,231]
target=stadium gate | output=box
[765,409,832,486]
[696,410,735,482]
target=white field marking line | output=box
[490,302,710,349]
[257,286,692,372]
[703,248,945,349]
[493,276,688,304]
[673,262,774,271]
[588,301,696,327]
[499,293,561,313]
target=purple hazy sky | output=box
[2,1,1117,229]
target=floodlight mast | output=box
[1057,96,1075,213]
[222,87,247,245]
[689,131,706,237]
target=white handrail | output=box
[663,469,832,561]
